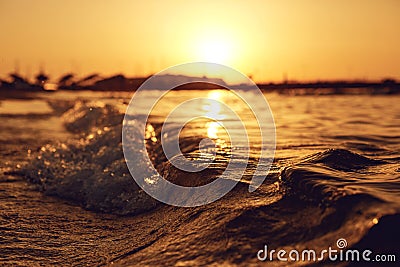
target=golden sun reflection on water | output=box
[204,90,227,140]
[202,90,226,121]
[145,124,158,143]
[206,121,221,139]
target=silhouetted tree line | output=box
[0,71,399,93]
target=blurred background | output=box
[1,0,399,84]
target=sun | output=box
[197,38,233,64]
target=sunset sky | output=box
[1,0,399,83]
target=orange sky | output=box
[0,0,399,83]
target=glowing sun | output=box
[197,38,233,64]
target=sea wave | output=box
[278,149,400,217]
[20,100,400,219]
[22,101,399,218]
[21,101,159,215]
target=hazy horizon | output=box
[1,68,398,86]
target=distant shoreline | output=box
[1,73,399,95]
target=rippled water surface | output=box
[0,90,399,266]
